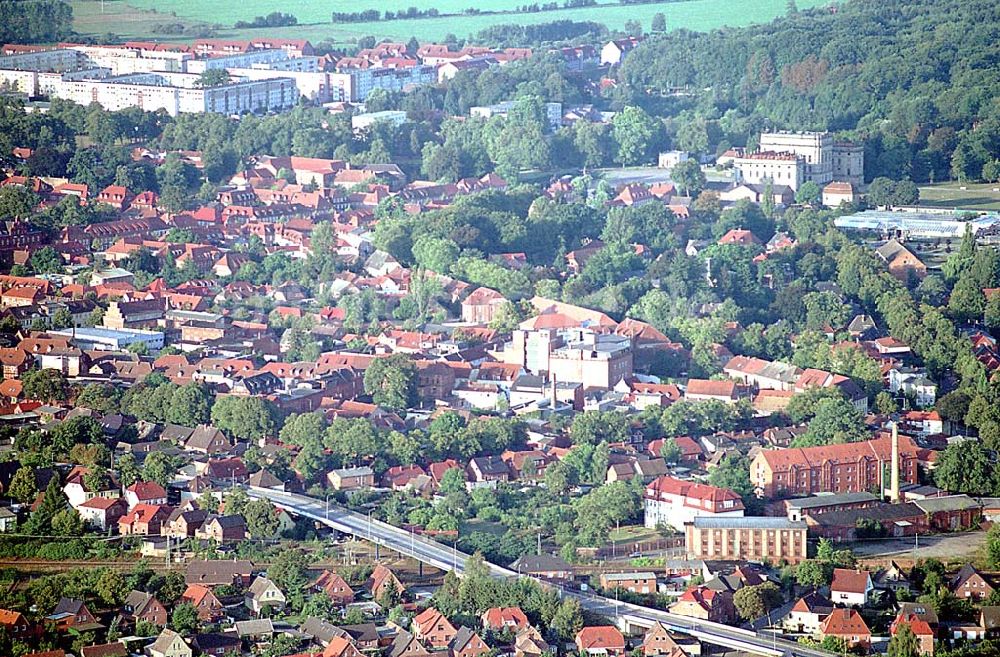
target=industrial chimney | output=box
[889,421,900,504]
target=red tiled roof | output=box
[576,626,625,650]
[831,568,871,594]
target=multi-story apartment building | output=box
[684,516,808,564]
[643,476,745,529]
[750,435,920,499]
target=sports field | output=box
[72,0,832,43]
[918,182,1000,212]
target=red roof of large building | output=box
[756,435,919,472]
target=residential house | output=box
[118,504,170,536]
[77,496,127,531]
[145,629,192,657]
[819,609,871,650]
[367,565,405,601]
[467,456,510,488]
[197,515,247,542]
[461,287,507,324]
[124,481,168,509]
[245,576,287,615]
[509,554,573,580]
[876,239,926,281]
[388,631,432,657]
[890,614,935,656]
[313,570,355,606]
[0,608,31,640]
[81,644,128,657]
[782,592,833,636]
[450,627,489,657]
[123,590,168,626]
[185,559,254,588]
[481,607,529,632]
[327,466,375,491]
[192,633,241,657]
[599,572,657,595]
[951,565,994,601]
[47,598,101,632]
[184,425,230,455]
[165,509,207,539]
[669,586,735,624]
[641,623,687,657]
[830,569,873,607]
[514,626,551,657]
[181,584,224,621]
[600,37,641,66]
[324,636,365,657]
[413,607,458,648]
[575,626,626,657]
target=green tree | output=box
[733,582,782,621]
[170,603,199,634]
[76,383,121,413]
[708,452,755,505]
[21,369,69,403]
[166,383,212,426]
[142,452,179,488]
[211,396,278,440]
[24,477,67,535]
[798,398,868,446]
[887,623,920,657]
[8,466,37,504]
[549,599,584,641]
[30,246,63,274]
[195,69,230,88]
[651,12,666,33]
[243,498,281,538]
[795,560,829,588]
[671,159,706,196]
[51,508,84,535]
[364,354,418,411]
[795,181,822,206]
[875,391,898,415]
[934,441,997,495]
[569,411,630,445]
[985,523,1000,569]
[612,106,659,165]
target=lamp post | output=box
[325,492,334,520]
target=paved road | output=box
[250,488,833,657]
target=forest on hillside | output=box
[617,0,1000,183]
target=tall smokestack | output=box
[550,373,557,409]
[890,422,900,503]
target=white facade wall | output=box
[643,494,744,530]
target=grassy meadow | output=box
[72,0,833,44]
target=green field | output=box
[918,182,1000,212]
[72,0,831,44]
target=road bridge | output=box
[249,488,832,657]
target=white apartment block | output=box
[643,476,745,530]
[0,46,299,115]
[41,72,299,116]
[328,65,437,102]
